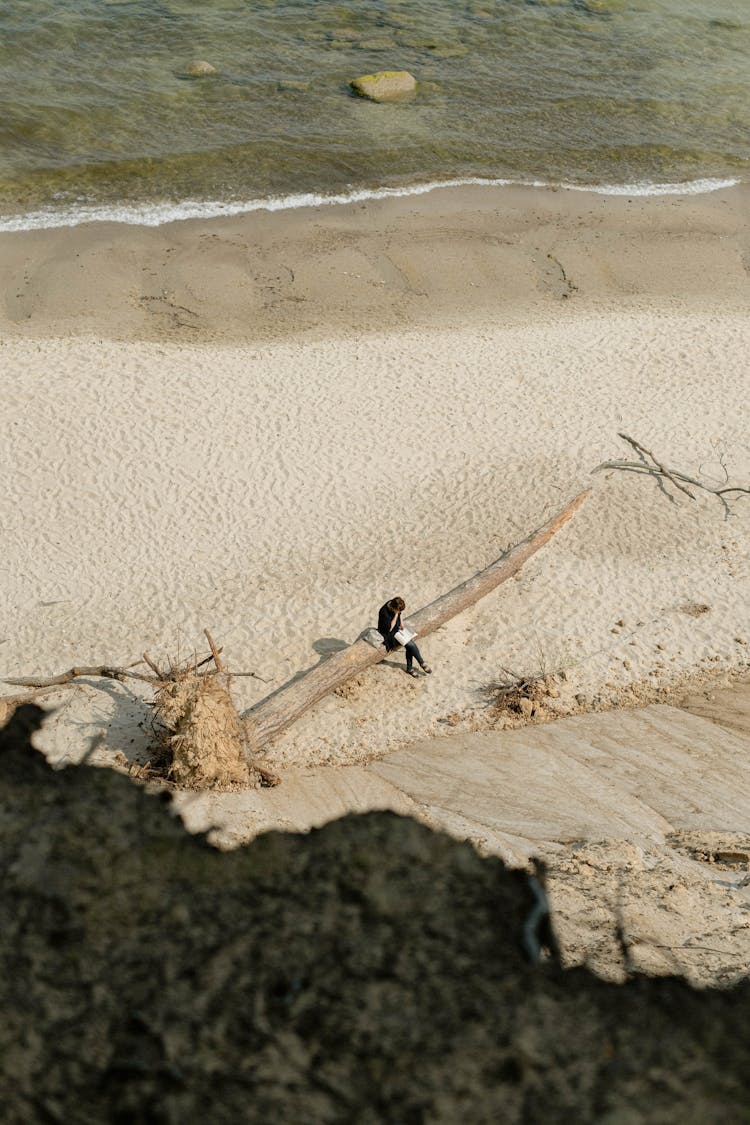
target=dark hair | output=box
[387,597,406,612]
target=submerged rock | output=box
[355,36,398,50]
[397,33,441,48]
[428,44,469,59]
[581,0,629,11]
[278,79,311,93]
[326,27,360,41]
[349,70,417,102]
[185,59,219,76]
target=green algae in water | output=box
[0,0,748,222]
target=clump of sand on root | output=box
[154,672,260,790]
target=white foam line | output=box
[0,175,740,232]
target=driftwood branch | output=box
[618,433,696,500]
[142,652,164,680]
[2,648,223,694]
[593,432,750,507]
[204,629,226,674]
[243,490,589,754]
[2,664,158,689]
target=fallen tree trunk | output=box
[244,490,589,754]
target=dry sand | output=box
[3,181,750,980]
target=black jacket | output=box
[378,602,402,651]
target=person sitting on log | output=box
[377,596,432,678]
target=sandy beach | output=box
[3,181,750,979]
[2,181,750,344]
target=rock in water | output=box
[186,60,218,76]
[349,70,417,102]
[355,37,397,51]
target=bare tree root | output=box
[2,635,280,790]
[486,665,562,721]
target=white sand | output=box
[4,182,750,988]
[3,308,750,773]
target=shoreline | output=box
[2,180,749,345]
[0,174,740,234]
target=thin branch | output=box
[592,433,750,510]
[698,438,731,488]
[3,648,231,695]
[204,628,225,674]
[142,652,164,679]
[594,460,750,497]
[2,665,158,689]
[618,432,697,500]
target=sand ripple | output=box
[2,310,750,766]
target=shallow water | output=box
[1,0,748,226]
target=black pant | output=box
[405,640,424,671]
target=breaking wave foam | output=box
[0,176,740,232]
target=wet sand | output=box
[1,181,749,344]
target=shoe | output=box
[406,668,419,678]
[421,664,432,674]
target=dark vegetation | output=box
[1,705,749,1124]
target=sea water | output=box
[0,0,747,229]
